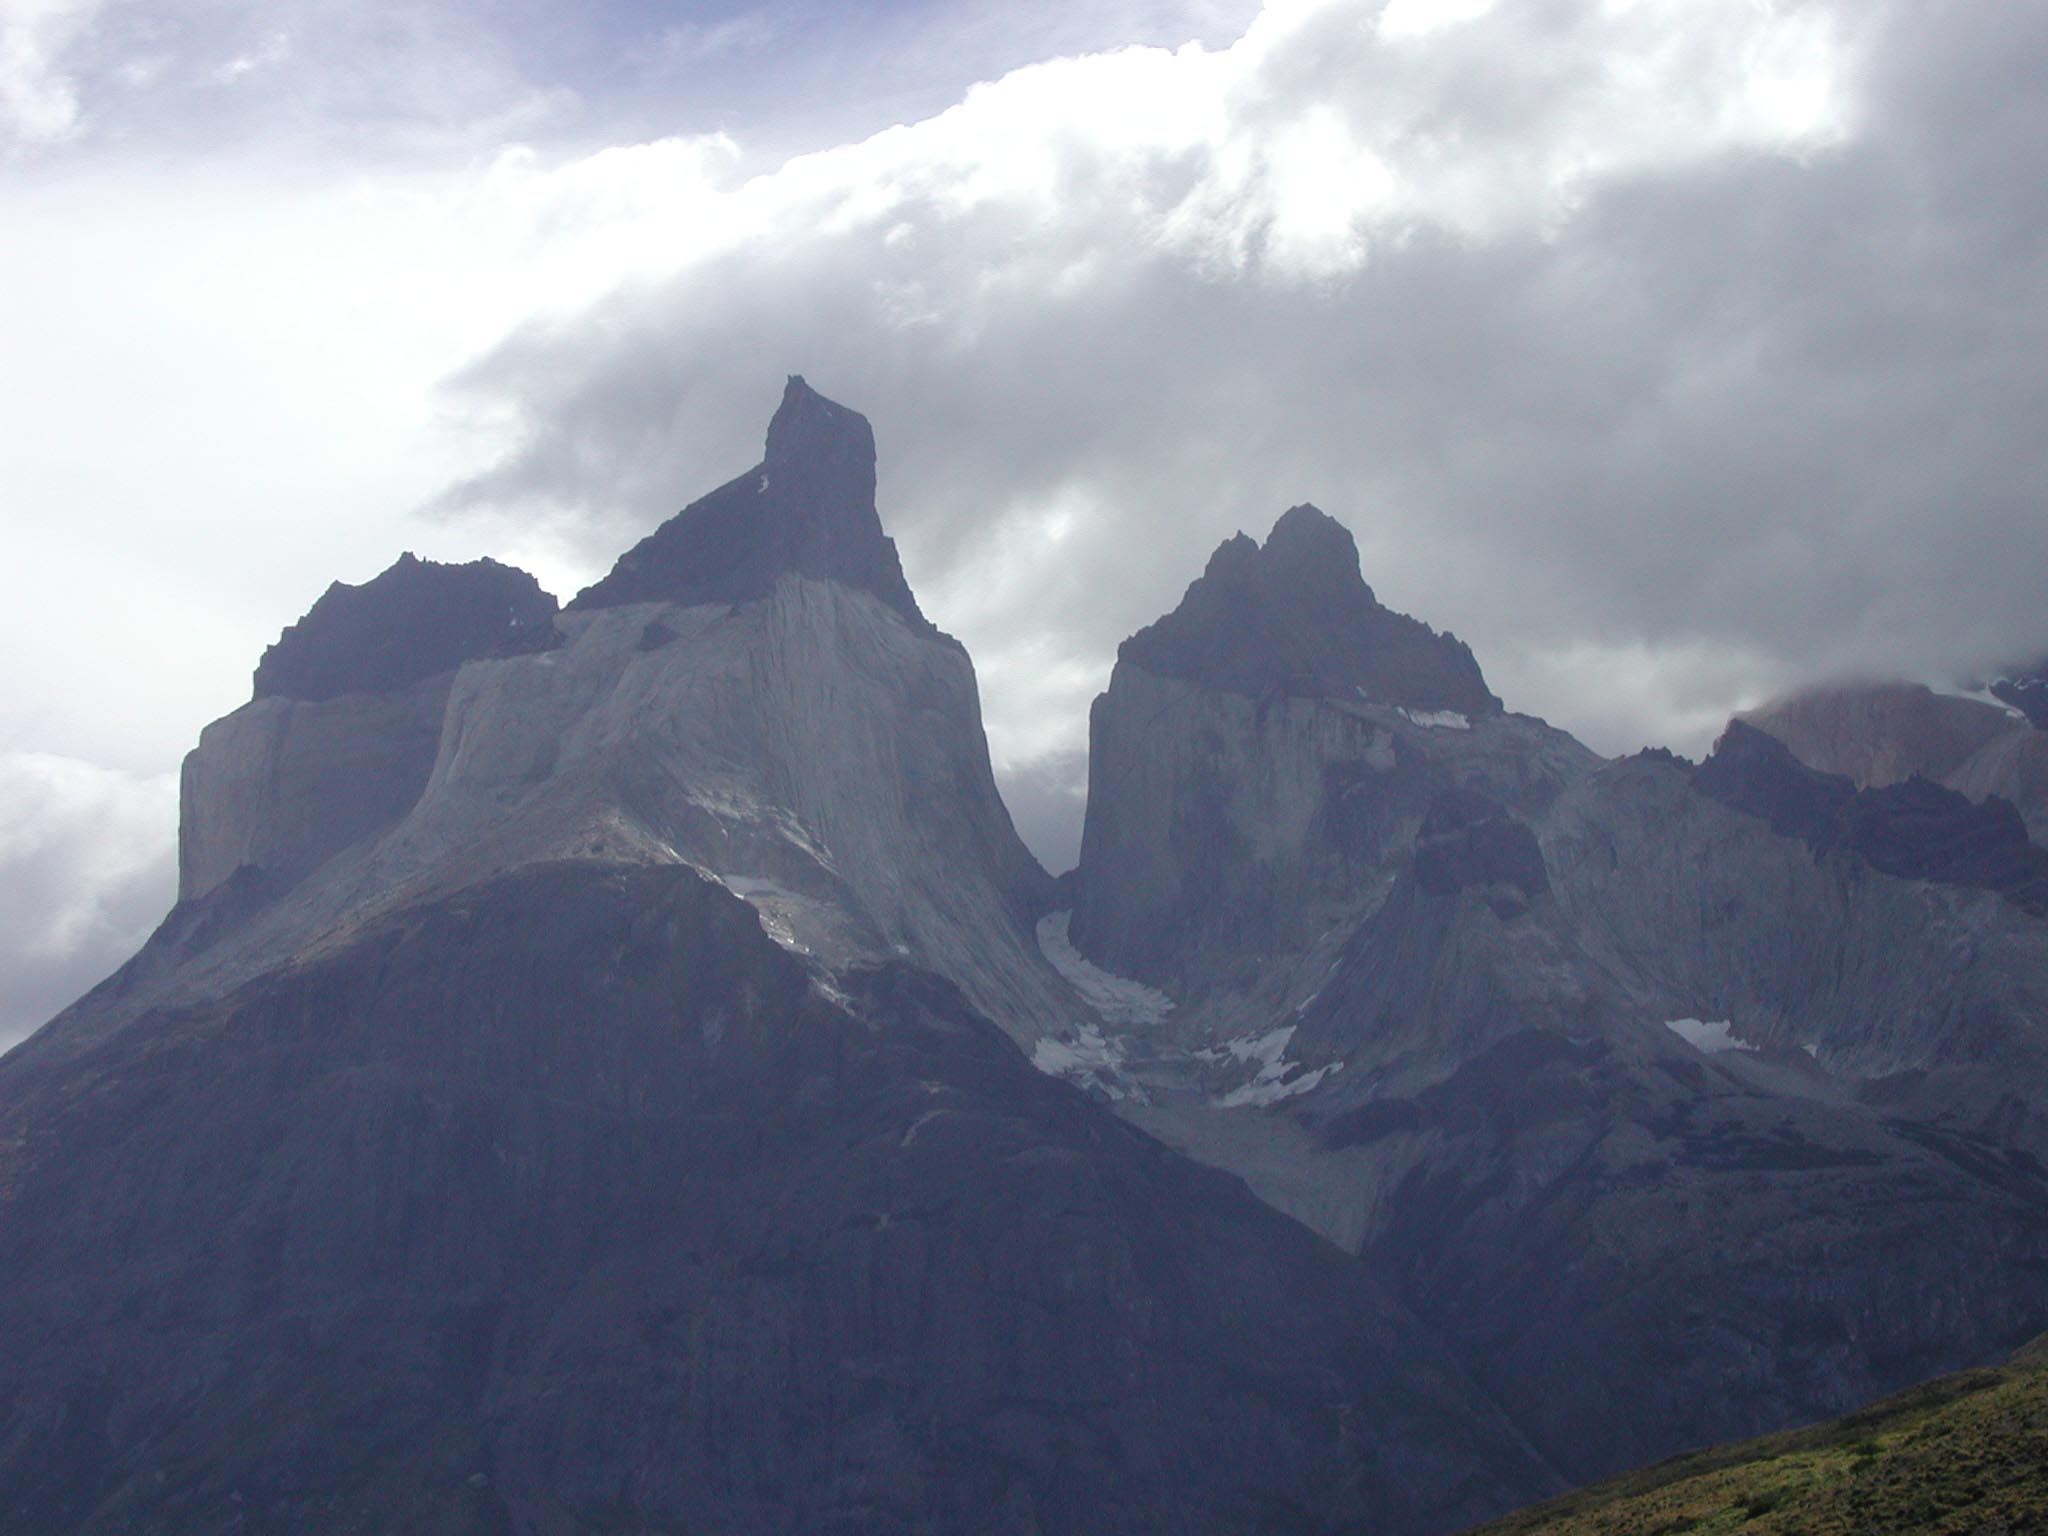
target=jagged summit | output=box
[764,371,875,483]
[571,376,944,641]
[1262,501,1371,582]
[252,553,557,704]
[1118,503,1501,715]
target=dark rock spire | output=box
[570,376,943,640]
[1117,502,1501,715]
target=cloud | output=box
[0,0,107,142]
[0,753,175,1047]
[433,0,2034,797]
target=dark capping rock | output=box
[1116,503,1502,714]
[1697,721,2048,916]
[1693,720,1857,844]
[254,554,559,703]
[1411,786,1549,917]
[570,377,950,645]
[1847,779,2048,916]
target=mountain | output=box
[11,379,2048,1529]
[1467,1333,2048,1536]
[1071,505,1562,1000]
[0,380,1555,1534]
[1060,513,2048,1483]
[1742,679,2048,844]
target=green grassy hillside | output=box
[1468,1336,2048,1536]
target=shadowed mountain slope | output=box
[0,862,1552,1535]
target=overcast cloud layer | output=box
[4,0,2046,1043]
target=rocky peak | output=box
[252,553,558,704]
[571,376,944,641]
[764,372,877,491]
[1262,502,1373,589]
[1116,503,1501,715]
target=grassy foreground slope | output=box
[1466,1335,2048,1536]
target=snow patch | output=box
[1399,708,1471,730]
[1029,914,1170,1101]
[1200,1024,1344,1108]
[758,473,771,492]
[1031,1025,1133,1101]
[1665,1017,1756,1055]
[1036,911,1172,1027]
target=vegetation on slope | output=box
[1467,1335,2048,1536]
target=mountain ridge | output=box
[10,380,2048,1531]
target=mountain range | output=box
[3,378,2043,1534]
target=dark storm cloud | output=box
[431,0,2048,796]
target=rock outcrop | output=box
[1990,658,2048,728]
[182,555,560,904]
[1695,720,2048,916]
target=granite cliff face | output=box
[0,383,1559,1534]
[182,556,557,904]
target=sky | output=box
[3,0,2045,1044]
